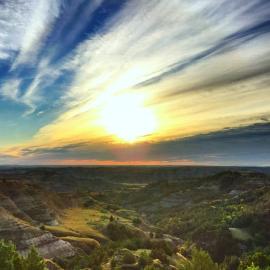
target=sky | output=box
[0,0,270,166]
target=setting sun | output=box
[99,94,157,142]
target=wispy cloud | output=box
[1,79,21,102]
[0,0,63,115]
[0,0,270,165]
[0,0,62,66]
[4,123,270,166]
[35,0,270,142]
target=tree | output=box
[0,240,47,270]
[179,247,224,270]
[0,240,24,270]
[25,247,47,270]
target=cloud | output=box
[132,123,270,166]
[0,0,63,113]
[3,122,269,166]
[56,0,270,116]
[2,0,270,115]
[0,0,270,165]
[0,0,108,114]
[0,79,21,102]
[0,0,62,66]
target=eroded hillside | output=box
[0,167,270,269]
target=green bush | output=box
[66,246,109,270]
[150,248,168,264]
[24,247,47,270]
[120,238,149,250]
[238,251,270,270]
[132,217,142,226]
[144,266,160,270]
[245,263,261,270]
[85,247,107,270]
[179,247,224,270]
[0,240,47,270]
[138,251,152,267]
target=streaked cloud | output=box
[0,0,62,64]
[0,0,269,165]
[1,79,21,102]
[3,123,269,166]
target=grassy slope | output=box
[60,208,109,242]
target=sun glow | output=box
[99,94,157,142]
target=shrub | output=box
[179,247,224,270]
[110,248,137,268]
[138,251,152,267]
[64,243,117,270]
[144,266,160,270]
[123,252,136,264]
[0,240,47,270]
[86,247,107,270]
[248,252,270,269]
[150,239,175,256]
[25,247,47,270]
[246,263,261,270]
[132,217,142,226]
[238,251,270,270]
[150,248,168,264]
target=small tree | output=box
[25,247,47,270]
[0,240,47,270]
[179,247,224,270]
[0,240,21,270]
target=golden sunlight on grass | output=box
[99,93,157,143]
[60,208,108,242]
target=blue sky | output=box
[0,0,270,165]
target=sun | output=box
[99,93,157,142]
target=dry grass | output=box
[48,206,136,243]
[43,225,81,237]
[61,236,100,247]
[60,208,108,242]
[60,236,100,253]
[44,259,64,270]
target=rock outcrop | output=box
[0,181,76,259]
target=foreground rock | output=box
[0,180,59,225]
[0,180,77,260]
[0,207,76,259]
